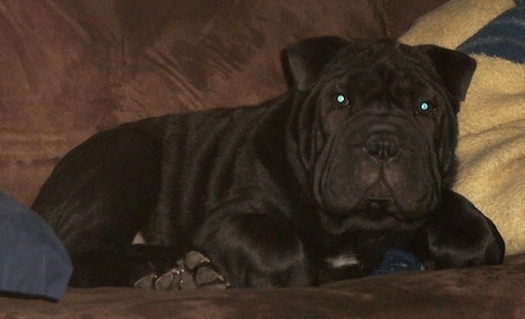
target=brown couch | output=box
[1,1,524,317]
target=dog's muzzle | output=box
[314,113,440,227]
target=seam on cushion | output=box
[380,0,395,38]
[373,0,388,38]
[380,0,422,39]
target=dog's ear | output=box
[419,45,477,103]
[282,36,348,91]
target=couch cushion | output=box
[0,261,524,318]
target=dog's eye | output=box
[416,102,435,115]
[333,93,350,108]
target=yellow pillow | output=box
[400,0,525,256]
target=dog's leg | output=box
[32,127,166,287]
[139,135,181,246]
[426,190,505,268]
[191,203,313,288]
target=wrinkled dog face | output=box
[286,38,476,234]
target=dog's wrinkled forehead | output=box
[321,40,437,85]
[316,41,449,109]
[284,37,476,108]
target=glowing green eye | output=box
[417,101,434,115]
[334,93,350,107]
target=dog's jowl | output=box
[32,37,505,288]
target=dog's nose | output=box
[365,134,399,161]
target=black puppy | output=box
[32,37,505,288]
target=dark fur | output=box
[32,37,505,288]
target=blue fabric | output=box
[458,4,525,64]
[372,248,425,276]
[0,192,72,300]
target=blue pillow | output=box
[0,192,72,301]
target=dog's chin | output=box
[317,180,435,219]
[318,192,432,235]
[358,198,431,223]
[355,197,407,221]
[320,204,428,235]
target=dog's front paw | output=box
[427,191,505,268]
[133,260,187,290]
[184,251,229,289]
[194,213,314,288]
[133,251,229,290]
